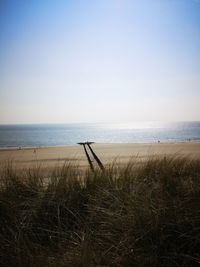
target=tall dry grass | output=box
[0,157,200,266]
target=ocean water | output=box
[0,121,200,148]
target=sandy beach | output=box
[0,142,200,171]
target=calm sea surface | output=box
[0,122,200,148]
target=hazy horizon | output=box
[0,0,200,124]
[0,119,200,126]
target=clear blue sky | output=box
[0,0,200,124]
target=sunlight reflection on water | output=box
[0,121,200,147]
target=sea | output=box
[0,121,200,148]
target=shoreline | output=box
[0,139,200,151]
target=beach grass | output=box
[0,157,200,266]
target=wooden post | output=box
[83,144,94,172]
[86,142,104,171]
[78,142,94,172]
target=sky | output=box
[0,0,200,124]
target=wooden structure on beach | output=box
[77,142,104,172]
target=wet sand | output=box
[0,142,200,171]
